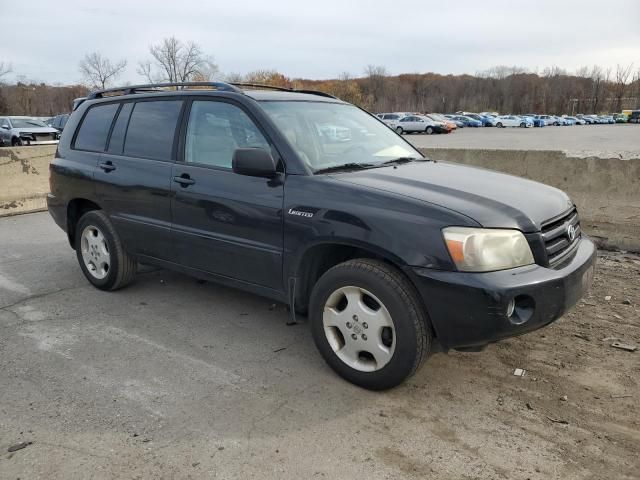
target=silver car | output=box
[0,116,60,147]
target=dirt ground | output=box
[0,212,639,479]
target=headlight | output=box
[443,227,534,272]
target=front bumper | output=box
[407,237,597,349]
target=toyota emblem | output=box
[567,224,576,241]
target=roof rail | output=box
[230,82,292,92]
[86,82,243,100]
[231,83,338,100]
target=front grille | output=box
[541,208,581,267]
[34,133,56,141]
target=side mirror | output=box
[232,148,277,178]
[1,124,9,130]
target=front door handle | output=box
[173,174,195,187]
[98,161,116,172]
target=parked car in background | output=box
[521,115,545,127]
[600,115,615,124]
[50,113,71,132]
[495,115,532,128]
[577,114,597,124]
[463,113,496,127]
[424,113,457,131]
[614,113,628,123]
[0,116,60,147]
[396,115,447,134]
[448,115,482,127]
[533,114,555,126]
[629,110,640,123]
[564,116,585,125]
[444,116,465,128]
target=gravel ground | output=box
[407,123,640,154]
[0,212,638,479]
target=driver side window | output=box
[185,101,270,169]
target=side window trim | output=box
[177,97,282,173]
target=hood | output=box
[14,127,58,134]
[331,161,573,232]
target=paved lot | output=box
[408,123,640,154]
[1,212,639,479]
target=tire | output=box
[520,122,526,128]
[426,126,434,135]
[395,126,403,135]
[11,137,22,147]
[496,122,503,128]
[309,259,431,390]
[75,210,137,291]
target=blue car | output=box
[463,113,495,127]
[450,115,482,127]
[522,115,545,127]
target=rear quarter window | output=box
[74,103,119,152]
[123,100,183,161]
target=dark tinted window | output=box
[185,101,269,169]
[123,101,182,161]
[107,103,133,155]
[74,103,119,152]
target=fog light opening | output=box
[507,295,535,325]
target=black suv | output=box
[48,82,596,390]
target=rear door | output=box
[94,98,183,261]
[170,98,284,290]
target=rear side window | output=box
[123,100,182,161]
[74,103,119,152]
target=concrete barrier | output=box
[0,146,57,217]
[419,148,640,252]
[1,146,638,252]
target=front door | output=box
[170,99,284,290]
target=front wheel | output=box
[426,126,434,135]
[496,122,503,128]
[75,210,137,291]
[309,259,431,390]
[520,122,526,128]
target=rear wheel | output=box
[395,126,403,134]
[75,210,137,291]
[309,259,431,390]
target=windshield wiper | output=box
[314,162,377,174]
[380,157,426,165]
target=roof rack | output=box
[86,82,242,100]
[231,83,338,100]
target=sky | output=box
[2,0,639,85]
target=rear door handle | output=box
[98,161,116,172]
[173,174,195,187]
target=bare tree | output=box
[79,52,127,90]
[612,63,634,112]
[0,62,12,82]
[138,37,218,83]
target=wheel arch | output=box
[67,198,101,249]
[292,240,409,314]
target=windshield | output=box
[260,101,423,172]
[9,118,48,128]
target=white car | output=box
[377,112,411,129]
[395,115,444,134]
[494,115,532,128]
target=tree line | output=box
[1,37,638,116]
